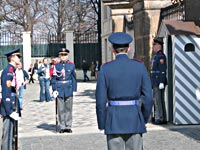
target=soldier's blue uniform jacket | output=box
[96,54,153,134]
[151,50,167,87]
[51,61,77,98]
[0,63,17,116]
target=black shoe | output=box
[161,120,168,124]
[59,129,65,133]
[64,129,72,133]
[150,117,155,123]
[153,120,162,125]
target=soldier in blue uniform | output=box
[96,32,153,150]
[151,37,167,124]
[0,48,21,150]
[51,48,77,133]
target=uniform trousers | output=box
[153,86,166,122]
[107,134,143,150]
[1,117,14,150]
[57,96,73,130]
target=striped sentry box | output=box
[173,35,200,125]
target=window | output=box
[184,43,195,52]
[103,5,108,20]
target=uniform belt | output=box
[108,100,139,106]
[11,93,16,96]
[57,80,72,84]
[151,71,160,74]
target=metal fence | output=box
[31,33,66,57]
[73,31,101,69]
[74,31,98,44]
[160,2,185,21]
[0,31,101,70]
[0,31,23,70]
[157,2,185,36]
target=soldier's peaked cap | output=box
[108,32,133,45]
[58,48,70,54]
[4,48,21,57]
[153,37,164,45]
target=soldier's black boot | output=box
[64,129,72,133]
[59,129,65,133]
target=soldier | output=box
[96,32,153,150]
[0,48,21,150]
[51,48,77,133]
[151,37,167,124]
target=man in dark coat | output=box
[28,64,35,84]
[96,32,153,150]
[82,59,89,82]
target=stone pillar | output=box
[132,0,171,70]
[66,31,74,62]
[22,31,31,71]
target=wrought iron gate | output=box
[74,31,101,69]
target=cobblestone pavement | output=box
[18,80,200,150]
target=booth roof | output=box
[159,20,200,36]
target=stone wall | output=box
[132,0,171,70]
[101,0,171,69]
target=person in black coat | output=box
[28,64,35,84]
[82,59,89,82]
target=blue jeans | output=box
[39,77,52,102]
[18,85,24,109]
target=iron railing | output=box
[160,2,185,21]
[73,31,98,44]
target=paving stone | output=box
[17,71,200,150]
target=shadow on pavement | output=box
[32,99,41,102]
[154,122,200,142]
[169,126,200,142]
[76,89,96,100]
[37,123,57,133]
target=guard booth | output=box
[157,20,200,125]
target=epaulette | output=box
[132,58,144,63]
[102,60,112,65]
[9,67,14,73]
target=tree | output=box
[34,0,99,43]
[0,0,99,39]
[0,0,48,34]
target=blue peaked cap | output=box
[4,48,21,57]
[153,37,163,45]
[58,48,70,54]
[108,32,133,45]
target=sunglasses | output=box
[60,54,68,56]
[12,54,21,58]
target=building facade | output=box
[101,0,171,70]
